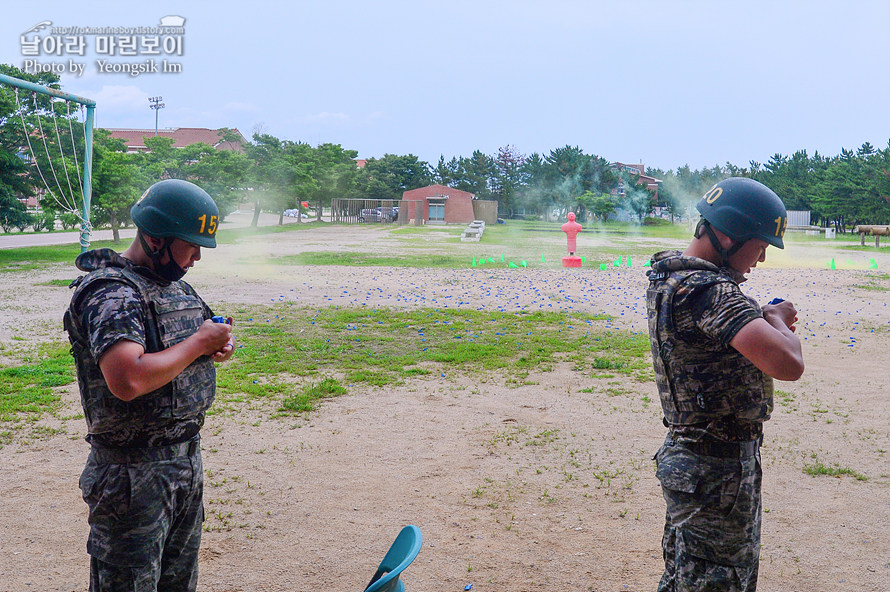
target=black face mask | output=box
[140,234,187,282]
[156,250,187,282]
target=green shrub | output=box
[59,212,80,230]
[643,217,672,226]
[31,211,56,232]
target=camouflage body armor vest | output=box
[646,261,772,427]
[64,266,215,440]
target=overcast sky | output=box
[3,0,889,172]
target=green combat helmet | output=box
[695,177,787,250]
[131,179,219,248]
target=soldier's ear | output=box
[145,235,164,251]
[711,227,735,250]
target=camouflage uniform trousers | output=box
[654,435,762,592]
[79,440,205,592]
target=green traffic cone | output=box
[509,262,519,268]
[626,255,632,267]
[599,263,608,271]
[472,257,477,267]
[830,258,836,270]
[521,260,527,267]
[541,254,545,263]
[870,258,878,269]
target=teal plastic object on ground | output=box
[364,525,423,592]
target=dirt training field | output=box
[0,222,888,592]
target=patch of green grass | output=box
[28,425,66,440]
[483,219,689,240]
[853,273,890,292]
[0,240,120,273]
[488,425,528,447]
[35,279,75,287]
[214,220,325,245]
[837,243,890,252]
[0,342,75,422]
[280,377,348,413]
[592,357,626,370]
[803,461,868,481]
[275,251,471,268]
[526,428,560,446]
[776,389,795,405]
[216,306,649,411]
[0,223,322,271]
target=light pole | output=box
[148,96,165,135]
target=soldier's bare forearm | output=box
[99,329,226,401]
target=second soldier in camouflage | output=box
[647,178,805,592]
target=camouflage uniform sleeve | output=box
[77,280,147,361]
[691,282,762,346]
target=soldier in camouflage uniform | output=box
[64,179,235,592]
[646,178,805,591]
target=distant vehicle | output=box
[359,208,381,223]
[359,207,398,223]
[284,209,309,219]
[381,206,398,222]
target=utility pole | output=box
[148,96,165,135]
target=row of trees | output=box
[648,144,890,230]
[4,63,890,235]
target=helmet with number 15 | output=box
[130,179,220,248]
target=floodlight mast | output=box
[148,96,165,136]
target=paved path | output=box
[0,211,308,249]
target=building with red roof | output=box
[610,162,662,200]
[104,127,248,153]
[401,184,478,225]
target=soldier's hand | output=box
[212,332,236,363]
[764,300,798,333]
[196,319,233,355]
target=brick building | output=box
[401,184,477,225]
[104,127,247,153]
[610,162,662,200]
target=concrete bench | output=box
[461,221,485,242]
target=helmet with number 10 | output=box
[695,177,787,249]
[130,179,220,248]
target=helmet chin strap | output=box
[139,233,171,268]
[697,220,744,268]
[138,233,182,280]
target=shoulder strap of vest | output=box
[117,267,166,353]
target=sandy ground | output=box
[1,224,889,592]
